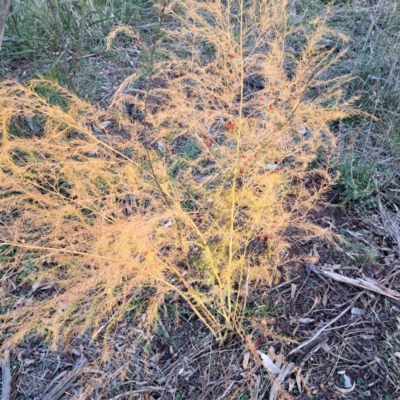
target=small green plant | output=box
[335,156,393,209]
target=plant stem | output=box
[47,0,76,92]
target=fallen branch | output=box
[317,266,400,301]
[41,356,87,400]
[1,348,11,400]
[287,293,361,356]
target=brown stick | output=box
[288,293,361,356]
[317,267,400,300]
[41,356,86,400]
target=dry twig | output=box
[1,348,11,400]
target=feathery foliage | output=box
[0,0,357,349]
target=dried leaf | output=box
[291,283,297,300]
[258,351,281,374]
[351,307,365,316]
[243,351,250,370]
[323,289,328,307]
[32,282,41,291]
[334,381,355,393]
[264,163,278,170]
[296,369,302,394]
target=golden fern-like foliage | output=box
[1,0,357,348]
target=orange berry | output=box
[224,123,230,130]
[268,103,274,110]
[259,96,264,101]
[259,235,265,241]
[230,54,236,58]
[210,137,215,143]
[239,168,244,174]
[201,132,206,137]
[242,154,246,158]
[266,234,271,239]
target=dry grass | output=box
[0,0,358,357]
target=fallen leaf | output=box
[334,381,355,393]
[298,318,315,324]
[351,307,366,316]
[265,163,278,170]
[243,351,250,369]
[291,283,297,300]
[323,288,328,307]
[342,373,352,388]
[296,369,302,393]
[258,351,281,374]
[32,282,41,291]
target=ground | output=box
[1,0,400,399]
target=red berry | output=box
[199,145,204,149]
[277,167,282,171]
[272,224,276,229]
[230,54,236,58]
[268,103,274,110]
[210,137,215,143]
[259,97,264,101]
[266,234,271,239]
[259,235,265,241]
[239,168,244,174]
[231,122,236,129]
[271,86,275,91]
[275,158,280,163]
[244,161,248,166]
[242,155,246,158]
[201,132,206,137]
[225,123,230,130]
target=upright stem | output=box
[47,0,76,92]
[140,2,226,320]
[227,0,245,316]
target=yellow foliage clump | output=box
[0,0,357,348]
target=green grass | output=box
[294,0,400,213]
[1,0,157,101]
